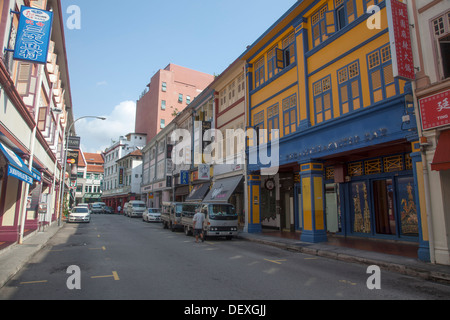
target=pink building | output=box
[135,64,214,143]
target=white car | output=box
[143,208,161,222]
[68,206,91,223]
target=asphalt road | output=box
[1,214,449,302]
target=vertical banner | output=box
[386,0,415,81]
[13,6,54,64]
[66,150,79,180]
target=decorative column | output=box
[410,140,430,262]
[299,161,327,243]
[247,174,262,233]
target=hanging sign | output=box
[13,6,54,64]
[386,0,415,81]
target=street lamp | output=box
[58,116,106,226]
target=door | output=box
[325,183,340,233]
[372,179,396,235]
[395,176,419,237]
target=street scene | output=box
[1,214,450,301]
[1,0,450,303]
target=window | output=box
[253,110,265,145]
[313,76,333,124]
[162,82,167,92]
[186,96,191,104]
[160,119,165,129]
[267,103,279,141]
[432,11,450,79]
[161,100,166,110]
[335,0,357,31]
[337,60,362,114]
[16,62,32,96]
[367,44,398,104]
[254,57,265,89]
[178,93,183,103]
[267,46,280,79]
[37,107,47,131]
[312,5,328,48]
[282,94,297,135]
[282,32,296,68]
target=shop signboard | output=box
[386,0,415,81]
[419,89,450,130]
[13,6,54,64]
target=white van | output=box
[126,200,146,218]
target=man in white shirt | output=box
[193,208,205,243]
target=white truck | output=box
[126,200,146,218]
[161,202,189,231]
[181,202,238,240]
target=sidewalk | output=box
[238,232,450,285]
[0,222,63,289]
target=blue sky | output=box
[61,0,297,152]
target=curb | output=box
[239,235,450,285]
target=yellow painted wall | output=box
[313,176,324,230]
[302,177,312,231]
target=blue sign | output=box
[0,142,33,185]
[32,167,42,183]
[180,171,189,185]
[13,6,54,64]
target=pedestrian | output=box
[193,208,205,243]
[117,205,122,215]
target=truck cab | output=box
[182,202,238,239]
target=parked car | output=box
[126,200,146,217]
[104,206,113,214]
[143,208,161,222]
[91,203,105,214]
[68,206,91,223]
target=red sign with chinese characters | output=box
[386,0,415,81]
[419,89,450,130]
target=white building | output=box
[410,0,450,265]
[101,133,146,211]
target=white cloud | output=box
[76,100,136,153]
[96,80,108,86]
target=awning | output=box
[203,176,243,203]
[175,185,189,196]
[185,183,210,202]
[431,130,450,171]
[0,142,33,185]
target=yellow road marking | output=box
[89,246,106,251]
[20,280,48,285]
[339,279,357,285]
[91,271,119,281]
[264,259,287,265]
